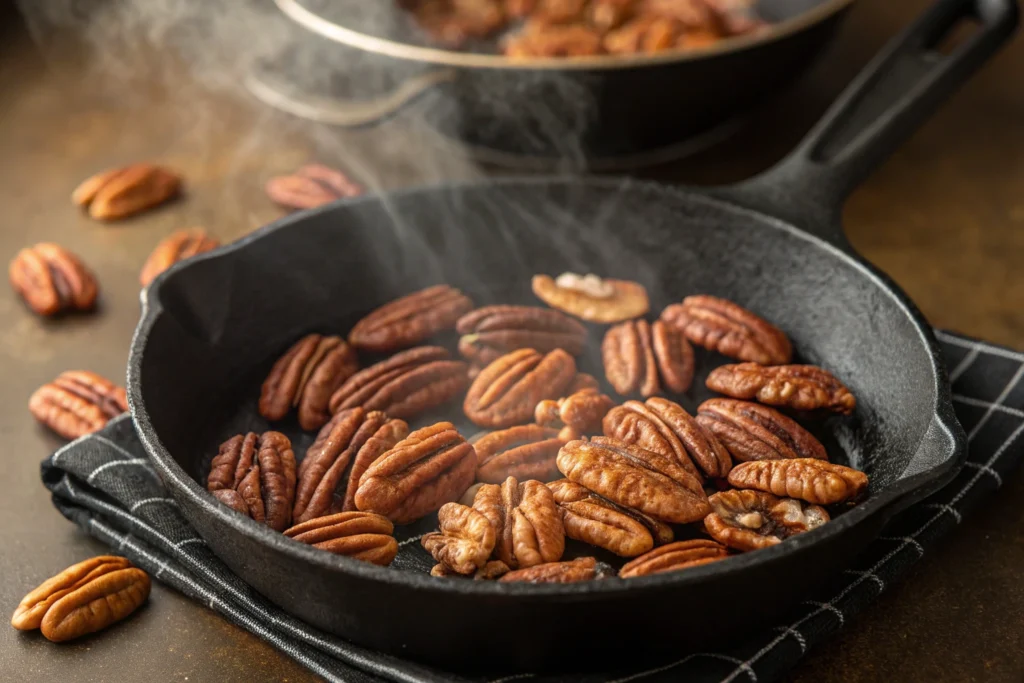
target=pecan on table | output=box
[139,228,220,286]
[696,398,827,462]
[603,397,731,479]
[10,243,98,317]
[499,556,604,583]
[328,346,468,420]
[464,348,577,428]
[535,387,615,434]
[472,424,575,484]
[660,295,792,365]
[456,304,587,367]
[706,363,856,415]
[72,163,181,221]
[348,285,473,353]
[619,539,729,578]
[207,431,297,531]
[29,371,128,440]
[727,458,868,505]
[431,560,510,580]
[11,555,150,642]
[264,163,363,211]
[260,333,359,431]
[532,273,649,323]
[473,476,565,569]
[602,319,695,396]
[704,489,829,552]
[354,422,476,524]
[422,502,496,575]
[556,436,709,524]
[284,511,397,566]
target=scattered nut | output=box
[706,363,856,414]
[535,387,615,434]
[29,371,128,440]
[696,398,827,462]
[661,295,792,365]
[10,243,98,317]
[704,489,829,552]
[72,163,181,220]
[619,539,729,578]
[532,273,649,323]
[139,228,219,286]
[284,511,398,565]
[727,458,868,505]
[422,503,496,575]
[348,285,473,353]
[499,556,603,583]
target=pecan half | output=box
[619,539,729,578]
[422,502,496,574]
[431,560,510,579]
[604,16,684,54]
[404,0,506,47]
[29,371,128,440]
[505,23,604,57]
[706,363,856,415]
[354,422,476,524]
[727,459,868,505]
[207,431,297,531]
[531,273,648,323]
[474,477,565,569]
[660,295,792,365]
[264,164,363,211]
[348,285,473,353]
[603,397,731,479]
[535,388,614,434]
[567,372,600,393]
[456,304,587,367]
[472,424,574,484]
[704,489,830,552]
[11,556,131,631]
[499,556,601,583]
[139,228,220,286]
[464,348,577,428]
[602,319,694,396]
[260,334,359,431]
[284,511,397,565]
[9,243,98,316]
[696,398,827,462]
[328,346,468,420]
[72,163,181,220]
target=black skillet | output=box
[104,0,1017,673]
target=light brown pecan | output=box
[260,334,359,431]
[473,477,565,569]
[422,503,496,574]
[72,163,181,220]
[505,22,604,57]
[11,556,131,631]
[139,229,220,286]
[589,0,636,30]
[9,243,98,317]
[348,285,473,353]
[704,489,829,552]
[567,372,600,393]
[706,363,856,415]
[472,424,575,484]
[727,459,868,505]
[207,431,297,531]
[660,295,792,365]
[284,511,397,565]
[430,560,510,579]
[354,422,476,524]
[456,305,587,367]
[619,539,729,578]
[499,556,602,583]
[604,15,684,53]
[535,388,614,434]
[603,397,731,479]
[464,348,577,429]
[404,0,506,47]
[556,436,709,524]
[602,319,694,397]
[264,164,363,211]
[28,371,128,440]
[696,398,827,462]
[531,273,648,323]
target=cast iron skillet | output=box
[103,0,1015,673]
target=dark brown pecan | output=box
[727,458,868,505]
[28,371,128,440]
[456,304,587,367]
[9,243,98,317]
[264,163,363,211]
[704,489,830,552]
[139,228,220,286]
[328,346,468,420]
[660,295,792,365]
[696,398,827,462]
[348,285,473,353]
[464,348,577,429]
[207,431,297,531]
[499,556,602,583]
[472,424,574,484]
[260,334,359,431]
[354,422,476,524]
[619,539,729,578]
[706,363,856,415]
[556,436,709,524]
[531,273,648,323]
[602,319,694,396]
[603,397,731,480]
[422,502,496,574]
[284,511,397,565]
[72,163,181,220]
[535,388,614,434]
[474,477,565,569]
[430,560,510,579]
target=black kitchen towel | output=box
[41,330,1024,683]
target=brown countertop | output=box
[1,0,1022,681]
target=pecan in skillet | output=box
[264,164,363,211]
[602,319,694,396]
[11,555,150,642]
[456,305,587,367]
[532,273,649,323]
[401,0,506,47]
[474,477,565,569]
[72,163,181,220]
[328,346,468,420]
[704,489,829,552]
[9,243,98,317]
[499,556,603,583]
[207,431,297,531]
[604,15,685,54]
[464,348,577,428]
[660,295,792,365]
[727,459,868,505]
[696,398,827,462]
[354,422,476,524]
[603,397,731,479]
[472,424,575,483]
[284,511,397,565]
[589,0,636,30]
[348,285,473,353]
[260,334,359,431]
[535,387,614,434]
[139,228,220,286]
[706,363,856,415]
[422,503,496,575]
[431,560,510,579]
[556,436,709,523]
[28,371,128,440]
[619,539,729,578]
